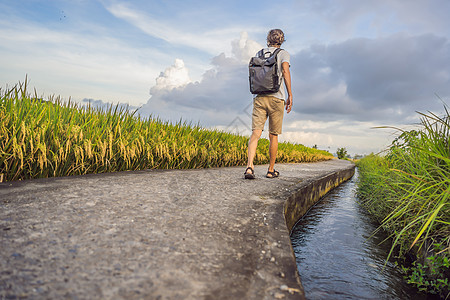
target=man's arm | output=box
[281,61,293,113]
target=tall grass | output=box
[358,108,449,256]
[357,107,450,297]
[0,81,333,182]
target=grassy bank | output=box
[356,108,449,298]
[0,82,333,182]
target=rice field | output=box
[0,81,333,182]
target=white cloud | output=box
[105,2,249,55]
[0,19,168,106]
[279,118,395,155]
[231,32,263,64]
[145,31,259,114]
[292,0,450,42]
[153,59,192,91]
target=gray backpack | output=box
[248,48,282,95]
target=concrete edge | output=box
[283,163,356,234]
[278,163,355,298]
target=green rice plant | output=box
[0,81,334,182]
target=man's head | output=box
[267,29,285,47]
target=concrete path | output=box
[1,160,354,300]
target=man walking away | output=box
[244,29,293,179]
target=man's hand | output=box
[285,95,293,113]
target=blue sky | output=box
[1,0,450,156]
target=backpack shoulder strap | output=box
[256,48,283,59]
[272,48,283,59]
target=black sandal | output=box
[244,167,255,179]
[266,170,279,178]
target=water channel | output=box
[290,168,431,300]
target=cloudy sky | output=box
[1,0,450,156]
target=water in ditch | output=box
[290,168,430,300]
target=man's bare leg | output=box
[246,129,262,174]
[267,133,278,176]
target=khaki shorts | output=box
[251,96,285,135]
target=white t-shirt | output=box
[254,47,290,100]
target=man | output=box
[244,29,293,179]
